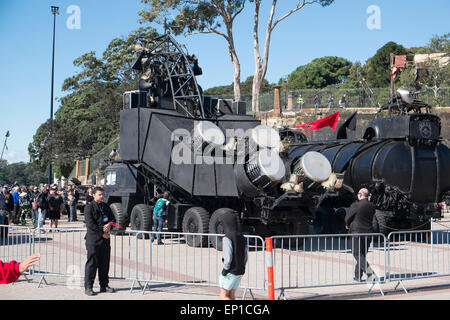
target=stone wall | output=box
[257,107,450,145]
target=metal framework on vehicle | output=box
[132,34,205,118]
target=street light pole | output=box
[0,131,10,164]
[49,6,59,185]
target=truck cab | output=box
[103,163,147,230]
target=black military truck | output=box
[103,34,339,246]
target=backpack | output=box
[153,199,168,217]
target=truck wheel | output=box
[110,203,129,235]
[209,208,235,251]
[182,207,210,247]
[131,204,153,239]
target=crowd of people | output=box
[0,183,88,230]
[0,184,383,296]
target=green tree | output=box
[364,41,407,88]
[399,33,450,106]
[421,33,450,54]
[204,76,272,96]
[286,56,352,89]
[0,162,47,185]
[29,27,158,179]
[0,162,27,185]
[344,61,366,88]
[139,0,335,112]
[23,162,48,185]
[139,0,247,102]
[251,0,334,112]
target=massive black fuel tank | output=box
[287,111,450,216]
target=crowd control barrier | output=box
[1,225,449,300]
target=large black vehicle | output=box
[301,88,450,235]
[103,34,340,245]
[103,34,450,242]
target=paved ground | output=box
[1,211,449,301]
[2,270,450,300]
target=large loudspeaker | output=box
[232,101,247,115]
[218,99,234,114]
[123,91,147,109]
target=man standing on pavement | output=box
[345,188,376,282]
[151,192,170,245]
[84,187,116,296]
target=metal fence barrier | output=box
[2,225,450,299]
[31,228,155,287]
[387,229,450,293]
[0,225,33,279]
[27,228,266,299]
[270,233,387,299]
[130,231,266,298]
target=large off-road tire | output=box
[182,207,210,247]
[110,203,129,235]
[131,204,154,239]
[208,208,236,251]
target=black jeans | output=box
[84,239,111,289]
[351,235,373,279]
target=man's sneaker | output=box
[85,288,97,296]
[100,286,115,293]
[157,241,164,245]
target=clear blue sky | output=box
[0,0,448,164]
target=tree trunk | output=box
[252,77,261,114]
[251,0,311,113]
[252,0,276,113]
[252,0,262,113]
[231,49,241,102]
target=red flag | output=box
[395,55,407,71]
[295,112,340,131]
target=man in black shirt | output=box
[345,188,376,282]
[84,187,116,296]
